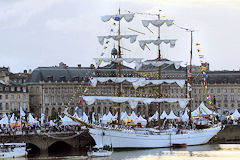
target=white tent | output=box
[121,111,129,121]
[129,111,138,120]
[149,111,158,121]
[191,102,215,117]
[160,111,168,119]
[28,113,39,124]
[10,113,16,124]
[181,111,189,122]
[92,112,96,124]
[0,114,9,126]
[61,115,78,125]
[135,115,147,126]
[80,112,89,123]
[166,110,179,120]
[49,120,56,126]
[102,112,113,124]
[231,109,240,119]
[73,112,81,120]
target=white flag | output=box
[20,106,25,117]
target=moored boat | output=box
[0,143,28,158]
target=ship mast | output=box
[117,8,122,126]
[157,11,161,130]
[188,31,193,126]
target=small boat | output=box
[0,143,28,158]
[87,146,113,157]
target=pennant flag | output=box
[196,43,200,46]
[90,77,93,80]
[187,74,192,78]
[88,82,91,86]
[106,40,109,44]
[75,106,80,111]
[197,49,201,52]
[78,100,82,104]
[84,88,88,93]
[162,16,166,18]
[202,66,207,71]
[101,52,105,56]
[97,66,100,69]
[104,46,107,49]
[113,23,116,26]
[114,16,120,21]
[110,29,114,32]
[199,55,204,59]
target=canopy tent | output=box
[135,115,147,126]
[0,114,9,126]
[28,113,39,124]
[160,111,168,119]
[191,102,216,117]
[121,111,129,121]
[61,115,78,125]
[73,112,81,120]
[10,113,16,124]
[80,112,89,123]
[165,110,179,120]
[101,112,113,124]
[181,110,189,122]
[231,109,240,119]
[149,111,158,121]
[129,111,138,121]
[49,120,56,126]
[92,112,96,124]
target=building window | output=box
[224,89,227,93]
[51,96,55,104]
[51,88,54,94]
[36,87,39,93]
[217,95,221,101]
[231,89,234,93]
[0,95,2,100]
[57,88,60,94]
[5,103,9,110]
[64,97,68,104]
[231,95,234,102]
[199,89,201,94]
[64,88,67,93]
[217,89,220,93]
[11,95,14,100]
[238,95,240,101]
[224,95,227,101]
[23,103,26,110]
[211,89,214,93]
[57,96,61,104]
[44,88,48,94]
[0,103,2,110]
[23,95,26,100]
[44,96,49,104]
[238,89,240,93]
[18,95,21,99]
[5,95,8,99]
[69,88,73,93]
[11,103,15,111]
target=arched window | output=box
[103,107,106,114]
[58,107,61,114]
[97,107,101,114]
[45,107,49,116]
[70,107,74,115]
[137,106,141,115]
[125,106,130,115]
[85,107,88,114]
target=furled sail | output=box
[139,60,181,70]
[101,14,135,22]
[98,35,138,45]
[142,20,174,27]
[90,77,185,89]
[83,96,189,109]
[94,58,143,67]
[139,39,177,50]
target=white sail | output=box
[139,39,177,50]
[98,35,137,45]
[94,57,142,68]
[142,20,174,27]
[101,14,135,22]
[90,77,185,89]
[83,96,189,109]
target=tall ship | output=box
[64,9,221,148]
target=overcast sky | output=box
[0,0,239,73]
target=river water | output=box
[16,144,240,160]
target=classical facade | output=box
[26,61,240,120]
[0,67,30,114]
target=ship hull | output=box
[89,125,221,148]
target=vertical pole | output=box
[157,11,161,130]
[188,31,193,126]
[117,8,121,126]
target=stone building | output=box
[26,60,240,120]
[0,67,30,114]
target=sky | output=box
[0,0,239,73]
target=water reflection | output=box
[15,144,240,160]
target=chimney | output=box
[24,70,27,73]
[78,64,81,68]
